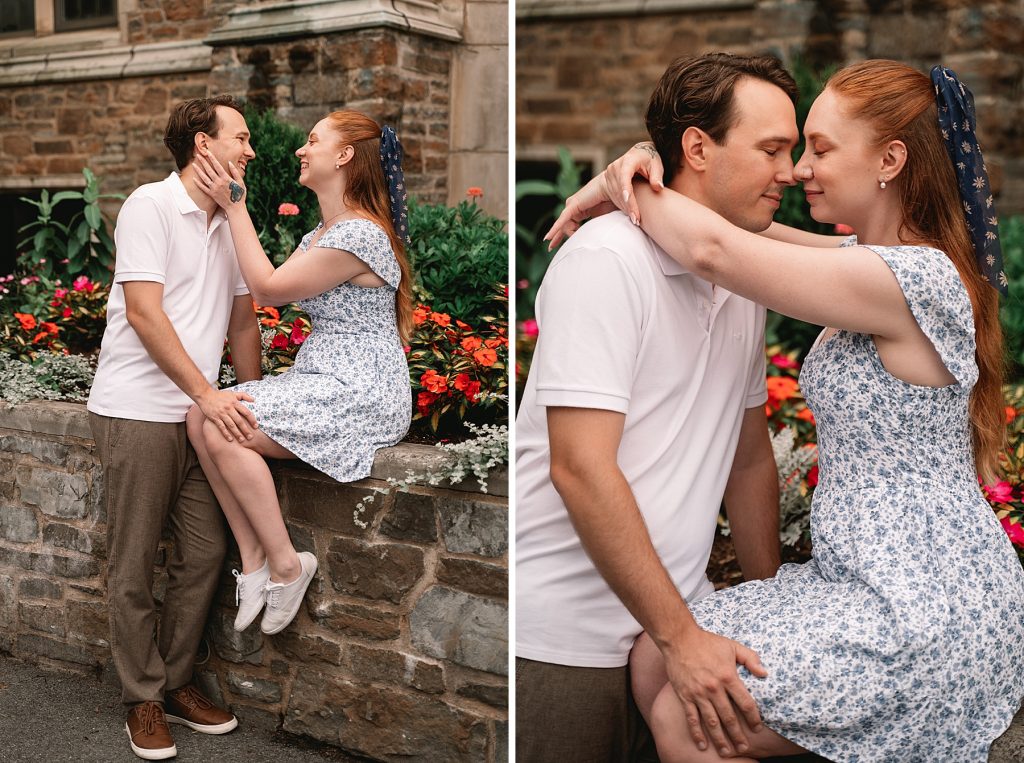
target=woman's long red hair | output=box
[827,60,1005,481]
[326,110,413,342]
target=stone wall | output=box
[0,401,508,762]
[516,0,1024,214]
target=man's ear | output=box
[680,126,710,173]
[194,132,210,156]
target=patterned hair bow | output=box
[931,65,1007,295]
[379,126,410,245]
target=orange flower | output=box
[455,320,472,331]
[259,306,281,327]
[484,337,505,349]
[453,373,472,391]
[1007,406,1018,425]
[14,312,36,331]
[473,347,497,367]
[420,369,449,394]
[40,321,58,336]
[466,187,484,198]
[796,408,816,424]
[461,336,483,352]
[430,312,451,327]
[413,306,430,325]
[416,391,438,414]
[32,331,49,344]
[766,376,800,403]
[464,380,481,402]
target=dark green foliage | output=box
[515,147,582,320]
[242,107,321,255]
[406,198,508,326]
[1000,216,1024,381]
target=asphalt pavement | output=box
[0,655,361,763]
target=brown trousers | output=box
[90,413,226,705]
[515,657,659,762]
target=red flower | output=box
[403,345,411,354]
[453,373,472,391]
[473,347,497,367]
[522,318,539,338]
[464,380,481,402]
[466,187,484,198]
[456,320,472,331]
[14,313,36,331]
[981,480,1014,504]
[40,321,58,336]
[420,369,449,394]
[413,306,430,325]
[769,353,798,370]
[796,408,816,424]
[278,202,300,216]
[1001,517,1024,547]
[416,391,438,415]
[430,312,451,327]
[461,336,483,352]
[484,338,504,349]
[807,465,819,488]
[62,307,72,319]
[766,376,800,404]
[32,331,49,344]
[1006,406,1018,425]
[290,319,308,345]
[271,333,289,350]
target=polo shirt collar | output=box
[165,172,228,227]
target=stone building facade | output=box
[0,400,508,761]
[516,0,1024,214]
[0,0,508,271]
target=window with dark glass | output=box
[0,0,36,37]
[54,0,118,32]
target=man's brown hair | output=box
[163,95,244,170]
[645,53,799,183]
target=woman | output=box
[186,111,413,636]
[547,61,1024,761]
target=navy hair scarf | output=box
[379,126,410,245]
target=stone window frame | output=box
[53,0,119,33]
[1,0,123,42]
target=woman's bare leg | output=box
[198,414,302,583]
[186,405,266,574]
[631,632,808,762]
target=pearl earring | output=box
[879,179,887,189]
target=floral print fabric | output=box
[689,244,1024,761]
[231,218,411,482]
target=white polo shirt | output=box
[515,211,767,668]
[87,173,248,423]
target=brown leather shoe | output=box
[164,683,238,734]
[125,701,177,760]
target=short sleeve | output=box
[112,195,170,285]
[744,306,768,408]
[233,266,249,297]
[860,244,978,390]
[314,219,401,289]
[532,246,647,414]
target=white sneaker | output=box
[232,561,270,632]
[260,552,318,635]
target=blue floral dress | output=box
[690,244,1024,761]
[232,218,411,482]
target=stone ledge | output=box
[516,0,754,20]
[0,39,212,87]
[0,400,508,497]
[205,0,462,46]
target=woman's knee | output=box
[185,404,205,444]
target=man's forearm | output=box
[723,457,781,581]
[552,463,698,651]
[228,323,262,383]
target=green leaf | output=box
[84,204,101,230]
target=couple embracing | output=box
[517,53,1024,761]
[86,95,413,759]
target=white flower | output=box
[963,201,972,214]
[986,195,994,208]
[985,231,997,241]
[973,176,986,190]
[988,216,999,226]
[999,271,1008,287]
[957,162,967,171]
[961,141,972,153]
[987,253,997,265]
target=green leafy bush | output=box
[406,198,508,327]
[17,168,121,285]
[999,215,1024,381]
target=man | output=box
[516,53,799,761]
[87,95,263,760]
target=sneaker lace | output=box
[175,685,213,711]
[264,583,281,609]
[232,569,244,606]
[136,702,163,736]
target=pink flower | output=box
[72,275,93,292]
[517,279,529,290]
[981,480,1014,504]
[278,203,300,216]
[834,224,854,235]
[1001,517,1024,547]
[522,318,539,338]
[54,288,68,299]
[770,353,798,370]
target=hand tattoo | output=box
[228,181,244,203]
[632,142,658,159]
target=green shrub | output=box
[1000,215,1024,381]
[242,107,321,260]
[406,198,508,326]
